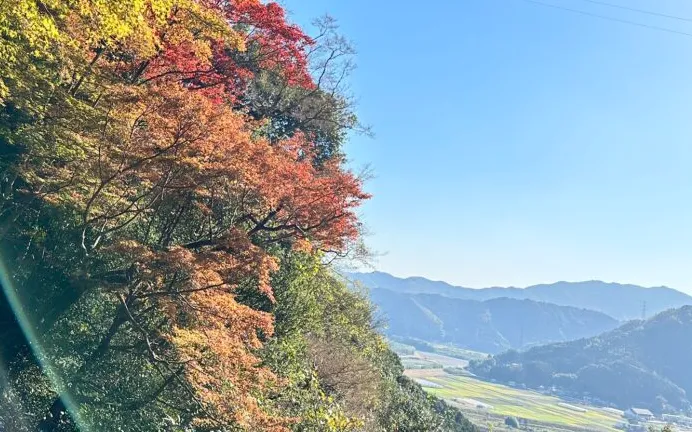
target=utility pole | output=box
[642,301,647,320]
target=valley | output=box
[418,372,623,432]
[368,271,692,432]
[394,344,623,432]
[399,347,685,432]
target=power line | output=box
[575,0,692,23]
[520,0,692,38]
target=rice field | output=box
[418,373,624,432]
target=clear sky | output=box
[283,0,692,292]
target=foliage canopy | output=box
[0,1,476,431]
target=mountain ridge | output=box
[369,289,620,354]
[349,271,692,320]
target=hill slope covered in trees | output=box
[470,306,692,413]
[0,2,476,431]
[371,289,619,353]
[351,271,692,320]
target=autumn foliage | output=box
[0,0,368,430]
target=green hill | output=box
[470,306,692,413]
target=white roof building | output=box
[625,408,655,420]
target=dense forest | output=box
[0,1,476,431]
[470,306,692,414]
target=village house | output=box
[624,408,655,422]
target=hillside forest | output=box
[0,2,477,431]
[470,306,692,414]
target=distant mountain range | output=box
[470,306,692,413]
[370,289,619,354]
[350,271,692,412]
[349,272,692,321]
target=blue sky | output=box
[283,0,692,291]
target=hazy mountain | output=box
[350,271,692,320]
[370,289,619,354]
[471,306,692,413]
